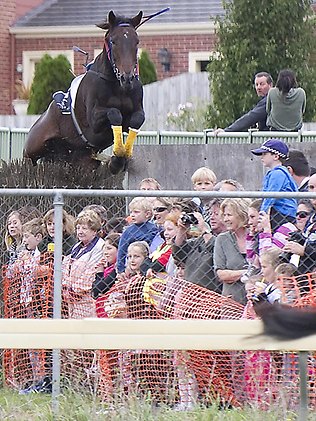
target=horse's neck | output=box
[90,52,115,80]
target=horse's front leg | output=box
[124,109,145,158]
[92,107,125,158]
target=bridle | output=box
[104,23,139,83]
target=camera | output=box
[279,231,306,263]
[180,212,199,226]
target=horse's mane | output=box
[254,301,316,339]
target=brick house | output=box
[2,0,223,114]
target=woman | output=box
[62,210,105,319]
[266,69,306,131]
[295,199,314,232]
[214,198,250,304]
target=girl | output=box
[248,248,282,304]
[5,211,25,265]
[38,209,76,256]
[91,233,120,315]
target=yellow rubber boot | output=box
[124,128,139,158]
[112,125,125,157]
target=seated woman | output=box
[266,68,306,131]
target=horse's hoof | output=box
[109,155,126,175]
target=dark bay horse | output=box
[23,10,145,174]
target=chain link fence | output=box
[1,187,316,412]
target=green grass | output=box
[0,387,308,421]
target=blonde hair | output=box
[5,211,22,249]
[191,167,217,185]
[129,197,153,213]
[75,210,101,232]
[139,178,162,190]
[220,198,250,228]
[128,241,150,257]
[260,248,282,270]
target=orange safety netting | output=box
[2,255,316,409]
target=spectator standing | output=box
[139,177,162,191]
[266,69,306,132]
[214,71,273,133]
[117,198,159,273]
[63,210,105,318]
[251,138,297,232]
[214,198,250,304]
[38,209,76,256]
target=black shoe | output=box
[19,377,52,395]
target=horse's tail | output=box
[254,301,316,339]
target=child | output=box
[38,209,76,256]
[92,233,120,301]
[248,248,282,304]
[116,198,159,273]
[191,166,217,193]
[139,177,162,191]
[191,167,217,215]
[18,218,53,395]
[251,138,297,233]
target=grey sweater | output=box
[266,87,306,131]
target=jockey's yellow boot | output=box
[111,125,125,157]
[124,128,139,158]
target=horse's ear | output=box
[131,11,143,28]
[108,10,117,26]
[96,20,110,30]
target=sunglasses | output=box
[153,207,168,213]
[296,211,311,219]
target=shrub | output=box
[139,50,157,85]
[28,54,74,114]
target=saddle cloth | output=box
[53,73,85,115]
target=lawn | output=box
[0,388,304,421]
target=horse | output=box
[23,10,145,174]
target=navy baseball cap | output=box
[251,138,289,159]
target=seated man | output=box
[214,71,273,134]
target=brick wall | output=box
[13,32,214,89]
[0,1,16,114]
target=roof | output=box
[13,0,224,27]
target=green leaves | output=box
[207,0,316,127]
[28,54,74,115]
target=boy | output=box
[191,166,217,194]
[191,167,217,219]
[251,138,297,233]
[117,197,159,273]
[19,218,53,394]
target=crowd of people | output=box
[2,136,316,407]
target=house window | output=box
[188,52,211,73]
[22,50,74,87]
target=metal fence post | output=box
[52,190,64,417]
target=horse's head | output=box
[97,11,143,88]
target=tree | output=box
[139,50,157,85]
[207,0,316,128]
[28,54,74,114]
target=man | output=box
[285,149,311,192]
[214,71,273,134]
